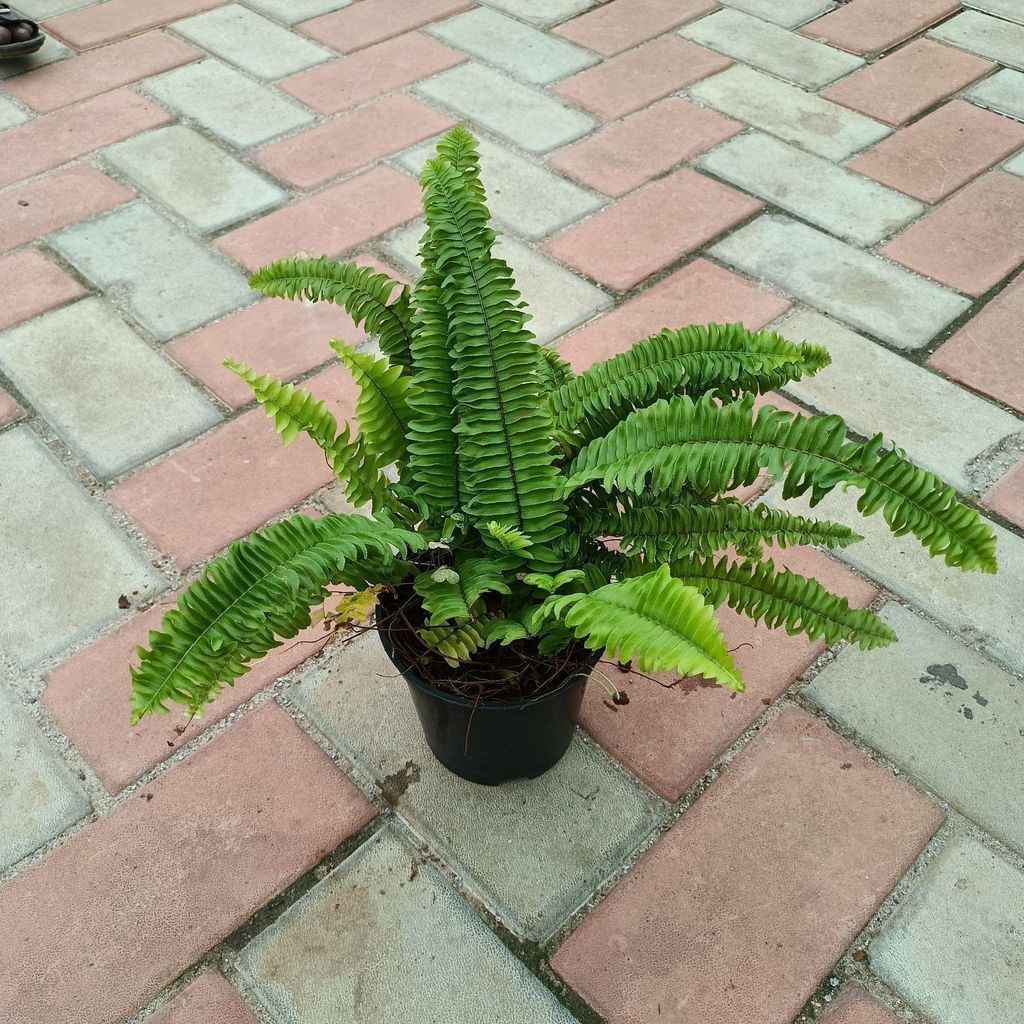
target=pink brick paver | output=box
[547,97,743,198]
[0,165,134,254]
[821,984,903,1024]
[552,35,731,121]
[0,388,24,426]
[45,0,229,50]
[1,32,203,113]
[299,0,472,54]
[883,171,1024,296]
[148,972,256,1024]
[0,704,374,1024]
[580,548,878,801]
[0,89,173,188]
[551,708,943,1024]
[552,0,717,56]
[0,250,86,330]
[44,596,339,793]
[558,259,791,370]
[821,39,996,127]
[928,272,1024,413]
[848,100,1024,204]
[256,94,454,190]
[110,364,358,568]
[281,31,466,116]
[799,0,960,55]
[546,168,762,291]
[167,296,364,409]
[983,459,1024,530]
[216,165,422,272]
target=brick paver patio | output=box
[1,1,1023,1021]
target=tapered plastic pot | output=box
[378,624,594,786]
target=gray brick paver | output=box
[967,68,1024,121]
[929,10,1024,71]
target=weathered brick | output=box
[688,65,890,161]
[45,0,228,49]
[556,258,790,370]
[0,680,90,870]
[173,4,333,79]
[718,0,833,28]
[984,458,1024,530]
[0,703,374,1024]
[428,7,597,83]
[548,96,742,198]
[820,984,902,1024]
[699,132,923,246]
[109,365,358,568]
[0,427,163,666]
[0,88,172,188]
[299,0,472,53]
[872,837,1024,1023]
[580,547,877,800]
[0,387,24,426]
[554,34,730,120]
[104,124,286,233]
[0,298,221,479]
[256,94,453,189]
[546,167,762,292]
[1,31,202,113]
[966,67,1024,120]
[552,709,943,1024]
[929,9,1024,71]
[553,0,716,56]
[416,62,596,153]
[142,58,315,149]
[883,171,1024,297]
[243,0,352,24]
[963,0,1024,20]
[0,93,27,130]
[216,165,422,271]
[475,0,593,27]
[52,203,255,341]
[848,100,1024,204]
[148,972,255,1024]
[0,165,133,254]
[282,31,465,115]
[778,309,1020,494]
[682,8,863,89]
[712,215,971,349]
[0,249,86,330]
[822,38,996,126]
[800,0,959,55]
[928,272,1024,414]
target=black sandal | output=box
[0,5,44,58]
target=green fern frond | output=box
[419,614,486,666]
[566,394,997,572]
[225,361,390,512]
[665,554,897,651]
[550,323,830,442]
[542,564,743,690]
[248,258,416,369]
[130,514,424,722]
[330,340,419,467]
[413,556,513,625]
[483,520,533,553]
[537,346,576,391]
[435,123,485,201]
[580,498,861,561]
[419,147,566,545]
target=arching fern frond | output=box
[248,258,416,369]
[330,340,419,467]
[550,323,830,442]
[420,149,566,545]
[537,346,575,391]
[566,394,997,572]
[413,556,513,625]
[579,498,861,561]
[419,614,487,666]
[130,514,424,722]
[542,565,742,690]
[664,554,897,651]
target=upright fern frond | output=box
[130,514,424,722]
[420,149,566,545]
[435,123,485,201]
[542,565,743,690]
[567,394,997,572]
[537,346,576,391]
[249,258,416,369]
[226,361,390,512]
[330,340,419,468]
[550,323,830,442]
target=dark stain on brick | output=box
[920,663,968,691]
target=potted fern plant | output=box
[129,126,996,785]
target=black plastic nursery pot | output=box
[377,591,596,786]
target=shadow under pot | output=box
[376,589,595,786]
